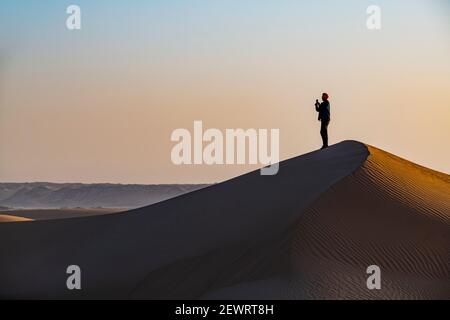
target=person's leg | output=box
[320,121,329,148]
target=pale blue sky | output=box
[0,1,449,183]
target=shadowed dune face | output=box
[0,141,368,299]
[290,146,450,299]
[0,141,448,300]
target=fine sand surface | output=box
[0,208,125,221]
[0,141,448,299]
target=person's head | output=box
[322,93,329,101]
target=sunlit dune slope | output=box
[288,146,450,299]
[0,214,33,223]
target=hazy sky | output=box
[1,0,449,183]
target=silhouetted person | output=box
[315,93,331,149]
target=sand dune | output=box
[0,141,448,299]
[0,208,124,221]
[0,214,32,223]
[287,146,450,299]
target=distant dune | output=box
[0,208,123,221]
[0,214,33,223]
[0,141,448,299]
[0,183,208,210]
